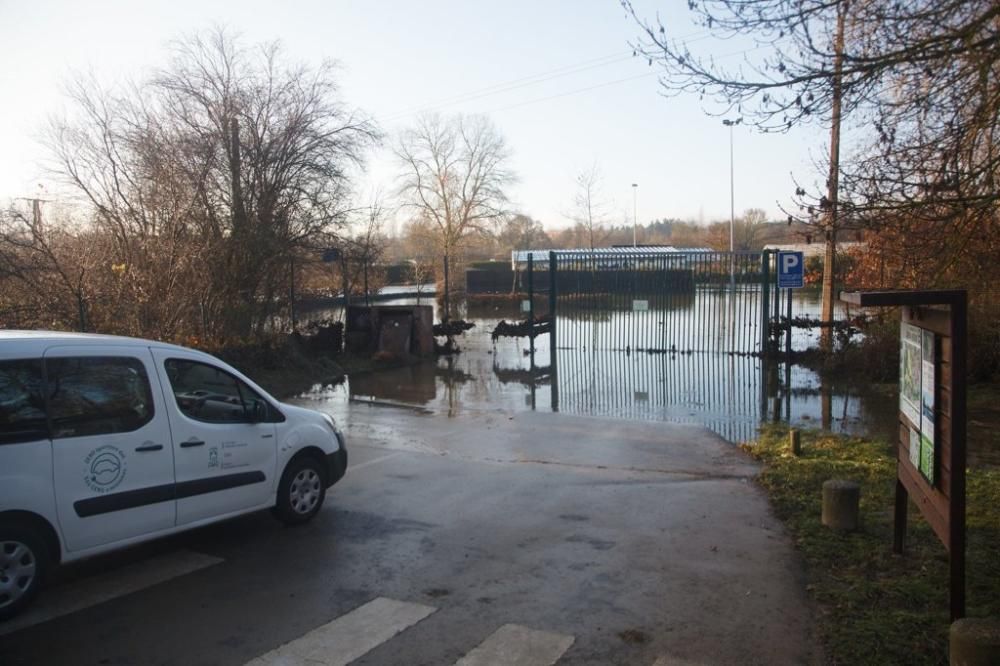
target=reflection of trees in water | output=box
[349,363,437,404]
[437,356,477,417]
[435,359,475,385]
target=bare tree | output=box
[0,201,92,331]
[623,0,1000,349]
[46,27,379,341]
[498,214,550,255]
[622,0,860,348]
[841,1,1000,263]
[566,163,613,250]
[706,208,769,251]
[334,196,389,306]
[738,208,769,250]
[395,113,514,321]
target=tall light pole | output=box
[722,119,738,254]
[722,119,740,297]
[631,183,638,247]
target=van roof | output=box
[0,330,277,401]
[0,330,202,357]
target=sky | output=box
[0,0,832,232]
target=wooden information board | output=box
[840,290,967,620]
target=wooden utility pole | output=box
[821,2,846,353]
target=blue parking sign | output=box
[777,251,804,288]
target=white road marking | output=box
[455,624,575,666]
[348,451,403,471]
[0,549,223,636]
[246,597,436,666]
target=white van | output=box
[0,331,347,619]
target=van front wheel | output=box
[0,525,49,621]
[274,456,327,525]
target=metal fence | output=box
[538,250,770,355]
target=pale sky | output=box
[0,0,830,231]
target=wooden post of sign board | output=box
[839,289,967,621]
[951,293,968,621]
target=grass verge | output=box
[742,425,1000,665]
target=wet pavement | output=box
[1,404,823,665]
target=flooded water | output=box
[296,290,899,446]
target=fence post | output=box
[549,251,559,411]
[528,253,535,368]
[760,250,771,356]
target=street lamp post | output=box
[632,183,638,247]
[723,119,740,296]
[722,119,738,255]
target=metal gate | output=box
[543,249,771,355]
[513,249,782,443]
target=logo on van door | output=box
[84,445,127,493]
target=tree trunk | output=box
[228,117,255,338]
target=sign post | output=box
[777,251,803,358]
[839,289,967,620]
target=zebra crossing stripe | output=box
[245,597,436,666]
[454,623,575,666]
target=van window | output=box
[164,359,272,423]
[47,357,155,439]
[0,359,48,444]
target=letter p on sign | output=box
[777,251,805,288]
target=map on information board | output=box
[900,323,922,427]
[899,322,937,484]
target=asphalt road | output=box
[0,407,822,665]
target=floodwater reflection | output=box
[301,296,897,447]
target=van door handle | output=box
[180,439,206,448]
[135,443,164,452]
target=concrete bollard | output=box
[950,618,1000,666]
[821,480,860,531]
[789,429,802,456]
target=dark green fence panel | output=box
[550,251,766,355]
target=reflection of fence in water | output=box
[555,348,764,444]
